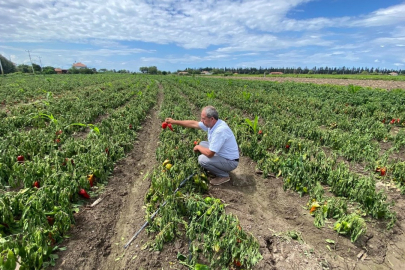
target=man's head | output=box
[201,106,218,128]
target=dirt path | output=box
[221,76,405,90]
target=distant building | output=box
[389,72,398,76]
[201,71,212,75]
[270,72,283,75]
[72,62,87,69]
[54,68,68,74]
[177,72,189,75]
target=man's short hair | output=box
[204,106,219,120]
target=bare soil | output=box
[225,76,405,90]
[50,80,405,270]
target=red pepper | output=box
[48,232,56,245]
[162,122,168,129]
[129,124,133,129]
[33,181,40,188]
[62,158,68,166]
[47,216,55,226]
[17,155,24,163]
[88,174,95,187]
[194,141,198,146]
[168,123,173,131]
[258,130,263,134]
[233,259,242,267]
[79,188,90,199]
[380,168,386,176]
[286,144,290,149]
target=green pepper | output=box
[195,263,210,270]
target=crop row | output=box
[140,79,262,269]
[0,77,158,269]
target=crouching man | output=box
[165,106,239,185]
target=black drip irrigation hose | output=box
[124,173,196,249]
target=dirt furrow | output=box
[50,90,164,270]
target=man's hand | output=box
[164,118,201,129]
[194,145,215,158]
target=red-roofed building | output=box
[72,62,87,69]
[54,68,68,74]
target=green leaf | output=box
[325,239,335,244]
[68,123,87,128]
[177,252,187,261]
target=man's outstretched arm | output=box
[165,118,201,129]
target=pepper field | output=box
[1,74,405,270]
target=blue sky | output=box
[1,0,404,72]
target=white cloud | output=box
[373,37,405,47]
[1,0,404,70]
[0,0,325,48]
[1,0,403,51]
[350,3,405,27]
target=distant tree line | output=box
[139,66,169,75]
[181,66,404,75]
[68,67,97,74]
[1,54,403,76]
